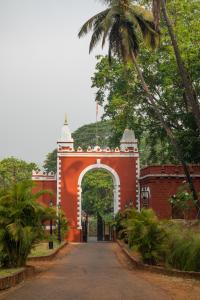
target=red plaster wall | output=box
[59,155,137,242]
[140,165,200,219]
[32,180,57,207]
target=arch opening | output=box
[77,163,121,239]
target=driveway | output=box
[0,242,171,300]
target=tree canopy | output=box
[0,157,38,189]
[43,120,113,173]
[91,0,200,166]
[82,169,114,216]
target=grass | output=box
[0,241,65,279]
[29,241,64,257]
[0,268,24,278]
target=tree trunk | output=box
[160,0,200,132]
[130,51,200,214]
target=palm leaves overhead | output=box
[78,0,158,63]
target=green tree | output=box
[43,120,113,173]
[82,169,113,216]
[152,0,200,131]
[43,149,57,173]
[78,0,199,203]
[0,180,56,267]
[73,120,113,150]
[0,157,38,189]
[92,54,200,166]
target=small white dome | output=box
[120,128,135,143]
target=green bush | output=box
[127,209,167,265]
[57,210,70,241]
[0,180,57,267]
[115,208,200,271]
[114,208,138,243]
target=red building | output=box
[140,165,200,219]
[33,118,139,242]
[33,119,200,242]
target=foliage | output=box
[79,0,158,61]
[82,169,113,216]
[114,208,139,243]
[72,120,113,150]
[43,120,113,172]
[116,208,200,271]
[43,150,57,174]
[0,157,38,189]
[166,223,200,272]
[91,0,200,166]
[0,180,56,267]
[169,184,198,218]
[57,210,70,241]
[126,209,167,264]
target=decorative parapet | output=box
[58,145,139,153]
[140,165,200,180]
[32,170,57,181]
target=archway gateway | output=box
[56,119,140,242]
[80,167,115,242]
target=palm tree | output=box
[78,0,199,210]
[0,180,55,267]
[152,0,200,132]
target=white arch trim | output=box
[77,163,121,229]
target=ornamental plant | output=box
[169,184,198,218]
[127,209,167,265]
[0,180,56,267]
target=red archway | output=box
[33,120,140,242]
[56,121,139,242]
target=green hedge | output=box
[116,209,200,271]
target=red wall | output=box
[140,165,200,219]
[32,180,57,207]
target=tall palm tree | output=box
[78,0,199,210]
[152,0,200,131]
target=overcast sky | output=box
[0,0,107,166]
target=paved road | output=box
[0,243,171,300]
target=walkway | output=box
[0,243,171,300]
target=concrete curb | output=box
[27,241,68,262]
[117,240,200,280]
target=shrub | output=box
[0,180,57,267]
[114,208,138,243]
[127,209,167,265]
[166,225,200,272]
[120,209,166,264]
[57,210,70,241]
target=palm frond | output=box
[101,6,120,48]
[108,17,122,63]
[78,9,110,38]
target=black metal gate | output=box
[81,215,88,242]
[97,213,104,241]
[97,213,115,242]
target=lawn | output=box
[0,268,24,278]
[29,241,64,257]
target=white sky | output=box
[0,0,106,166]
